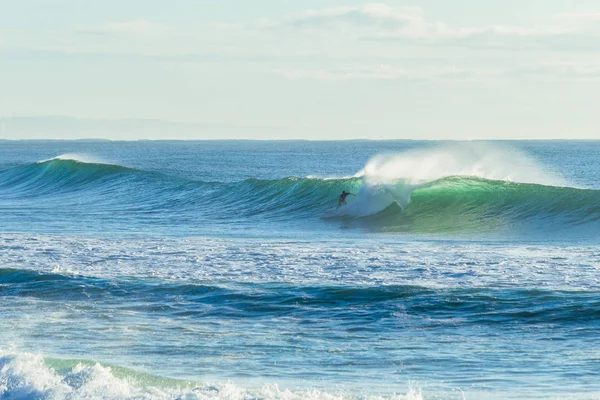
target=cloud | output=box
[557,12,600,22]
[276,3,578,43]
[273,64,496,81]
[277,3,456,39]
[470,25,571,37]
[287,3,421,29]
[510,62,600,80]
[78,20,169,37]
[274,62,600,82]
[3,3,600,60]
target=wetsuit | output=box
[338,192,353,208]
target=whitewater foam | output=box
[0,352,424,400]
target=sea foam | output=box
[0,352,423,400]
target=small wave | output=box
[3,268,598,324]
[0,352,423,400]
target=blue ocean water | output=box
[0,140,599,399]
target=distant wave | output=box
[0,148,599,235]
[0,158,143,200]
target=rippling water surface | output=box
[1,140,599,399]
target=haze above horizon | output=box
[2,1,599,140]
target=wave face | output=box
[342,176,600,234]
[0,148,599,237]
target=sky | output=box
[1,0,600,140]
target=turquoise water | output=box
[1,140,599,399]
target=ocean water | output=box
[0,140,599,400]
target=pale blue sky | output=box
[1,0,599,139]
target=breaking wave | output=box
[0,146,598,235]
[0,352,423,400]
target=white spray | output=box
[38,153,108,165]
[335,142,565,217]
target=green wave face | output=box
[363,177,600,234]
[0,159,138,197]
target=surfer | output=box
[337,190,355,209]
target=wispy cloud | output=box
[78,20,169,37]
[557,12,600,22]
[274,3,573,41]
[273,64,497,81]
[510,62,600,80]
[274,62,600,82]
[2,3,600,60]
[275,4,459,39]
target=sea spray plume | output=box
[359,142,564,186]
[332,143,567,218]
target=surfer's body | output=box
[337,191,355,209]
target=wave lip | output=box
[36,153,109,165]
